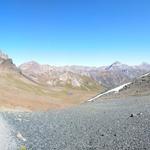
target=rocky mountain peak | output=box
[0,51,20,74]
[112,61,122,66]
[19,61,41,72]
[27,61,39,65]
[105,61,124,70]
[0,50,9,60]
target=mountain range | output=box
[20,60,150,89]
[0,51,105,110]
[0,50,150,110]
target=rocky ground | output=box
[0,115,17,150]
[1,95,150,150]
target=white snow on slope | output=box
[88,82,131,102]
[0,115,17,150]
[139,72,150,78]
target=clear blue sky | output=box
[0,0,150,66]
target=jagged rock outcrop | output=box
[0,51,20,74]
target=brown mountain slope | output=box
[0,73,104,110]
[0,52,105,111]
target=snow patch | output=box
[88,82,131,102]
[139,72,150,78]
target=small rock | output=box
[16,132,27,142]
[130,114,134,117]
[16,118,22,122]
[137,112,143,116]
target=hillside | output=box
[88,72,150,101]
[0,52,105,111]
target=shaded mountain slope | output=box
[88,72,150,101]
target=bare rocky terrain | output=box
[0,72,150,150]
[1,95,150,150]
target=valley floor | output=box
[1,95,150,149]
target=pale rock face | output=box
[47,80,57,86]
[71,78,81,87]
[58,72,82,87]
[59,73,70,82]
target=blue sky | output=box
[0,0,150,66]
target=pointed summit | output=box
[112,61,122,66]
[0,50,20,74]
[105,61,123,70]
[0,50,9,60]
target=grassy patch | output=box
[20,145,27,150]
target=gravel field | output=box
[1,95,150,150]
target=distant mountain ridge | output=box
[1,50,149,90]
[19,61,103,90]
[20,61,150,89]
